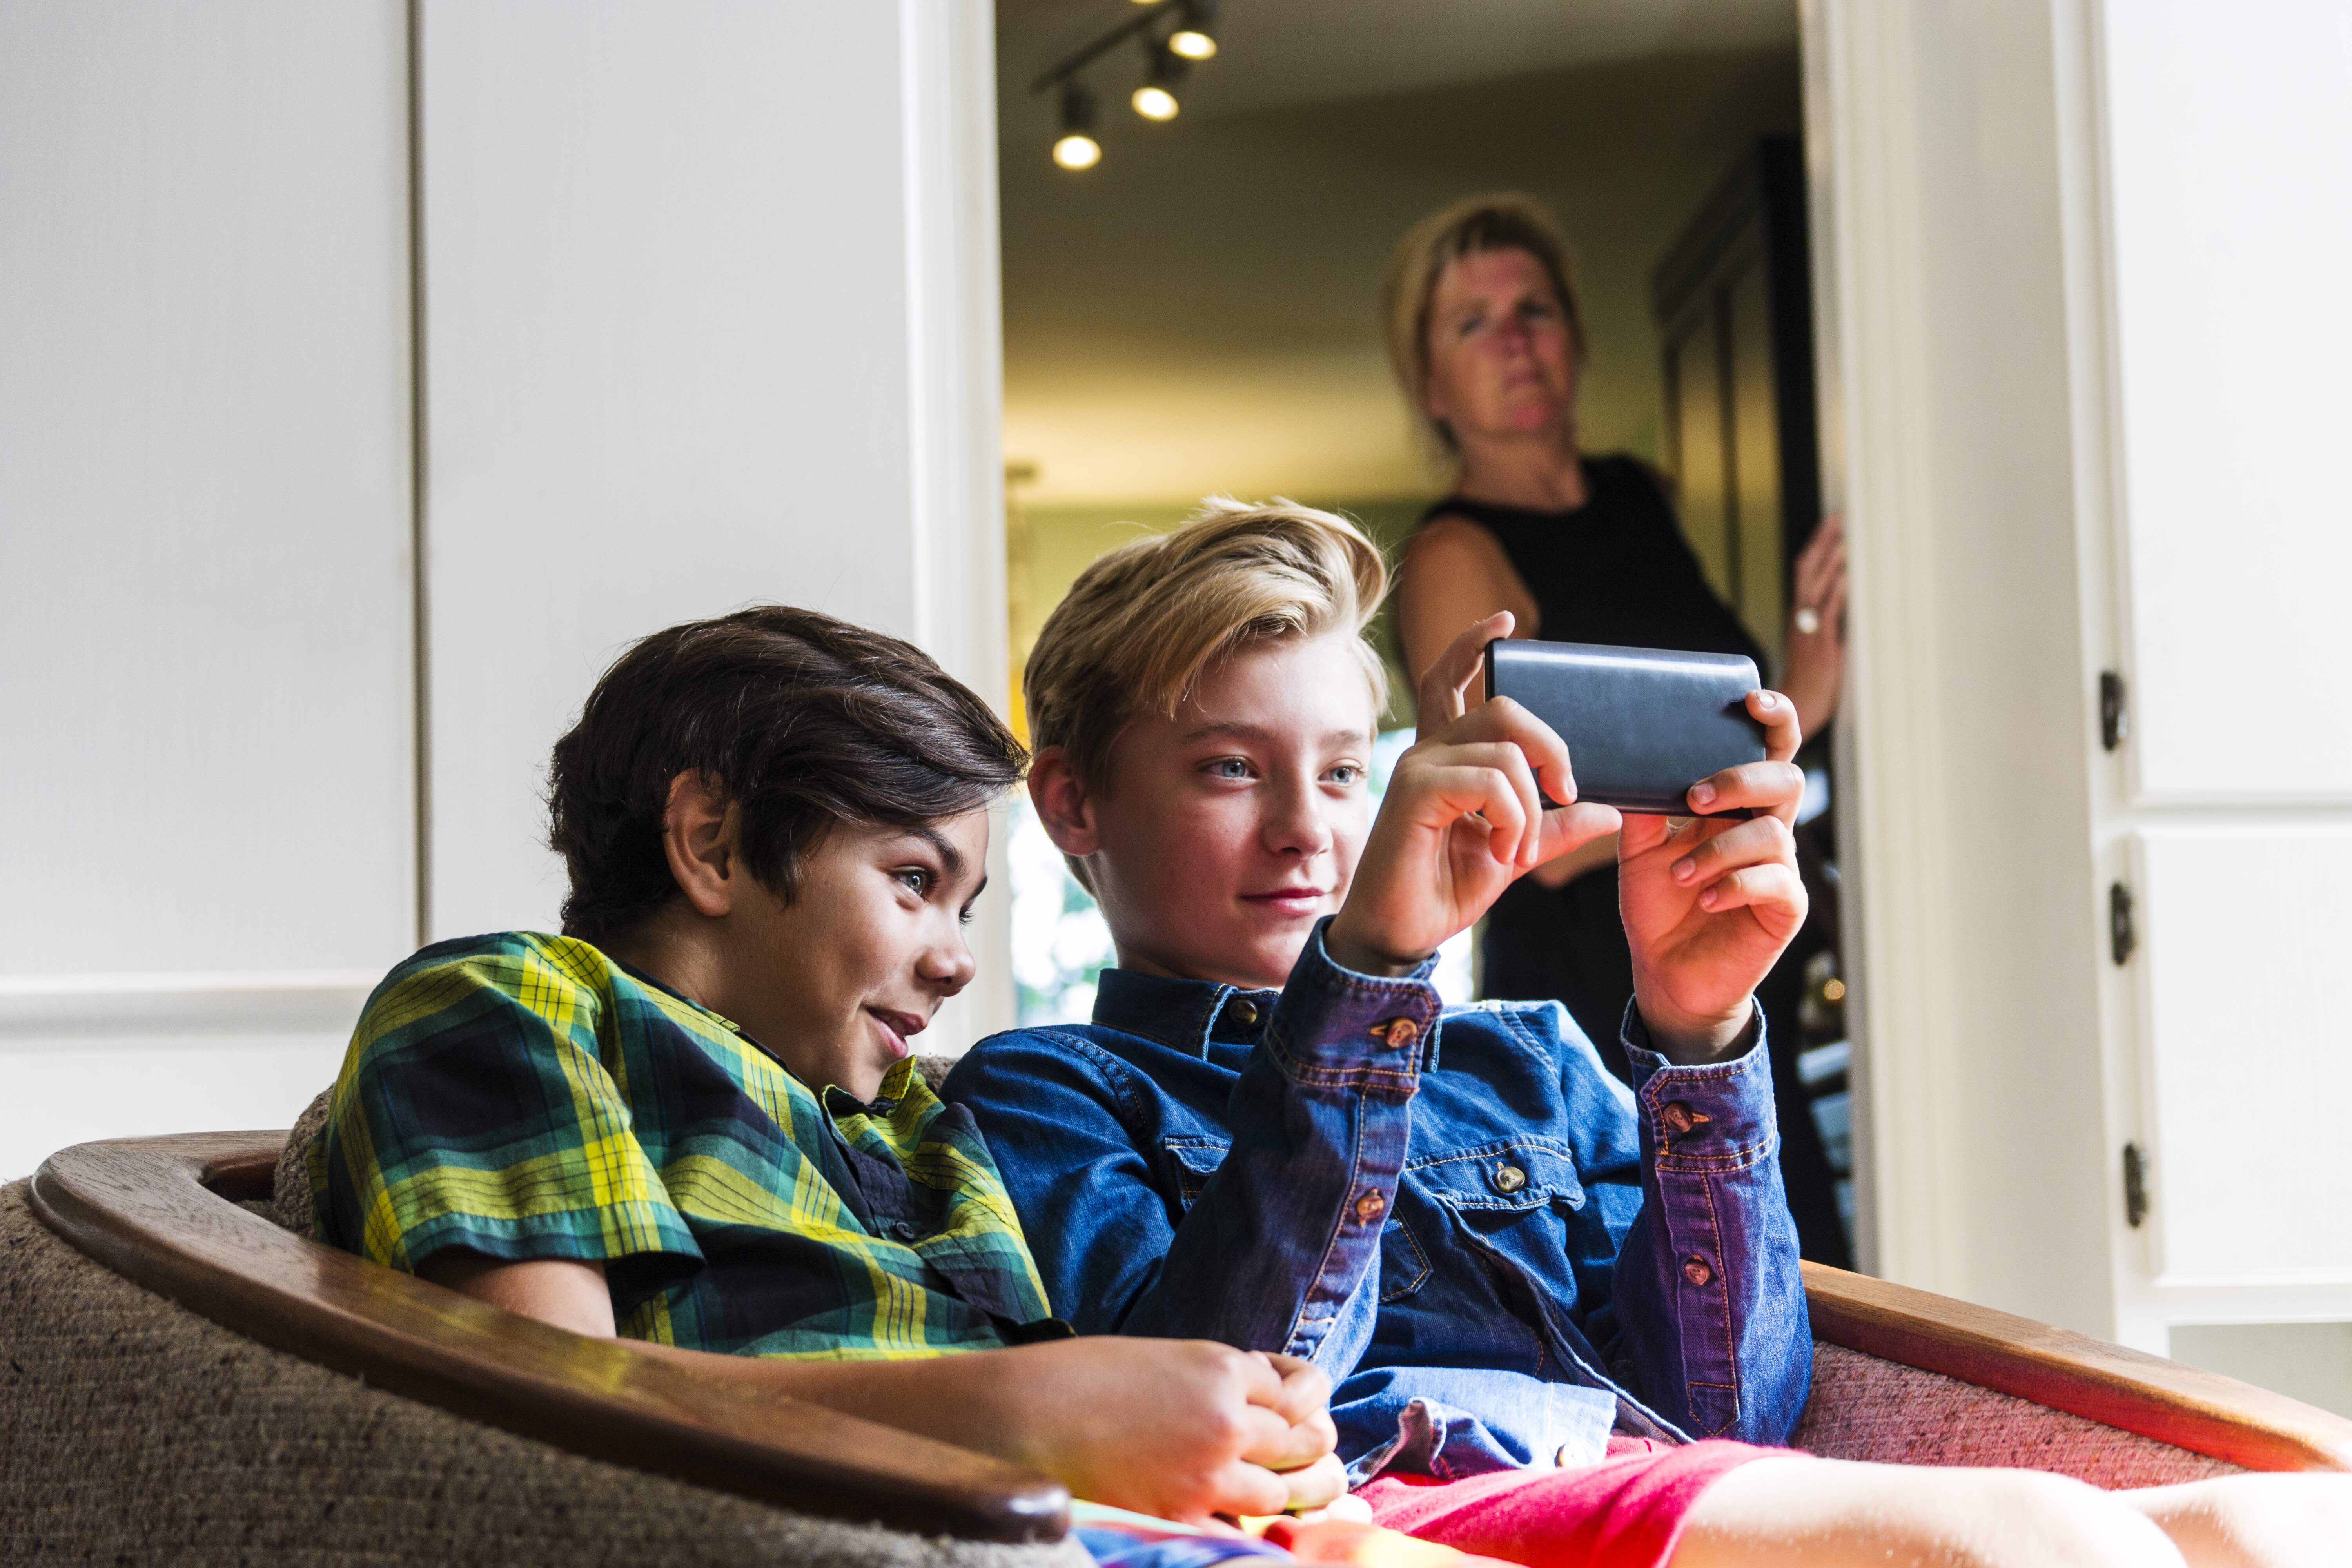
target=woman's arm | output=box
[1395,517,1539,681]
[416,1249,1343,1524]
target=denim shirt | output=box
[943,920,1811,1483]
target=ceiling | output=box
[995,0,1804,505]
[997,0,1798,120]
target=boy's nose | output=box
[922,930,977,993]
[1263,787,1334,859]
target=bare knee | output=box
[1677,1459,2185,1568]
[2123,1473,2352,1568]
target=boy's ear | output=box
[661,770,740,918]
[1028,748,1101,858]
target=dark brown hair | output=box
[548,605,1025,943]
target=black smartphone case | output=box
[1483,639,1766,815]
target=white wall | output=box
[0,0,416,1177]
[1810,0,2352,1356]
[0,0,1009,1180]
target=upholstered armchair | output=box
[7,1088,2346,1563]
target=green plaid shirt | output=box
[312,931,1056,1359]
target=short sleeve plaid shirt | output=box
[312,931,1056,1359]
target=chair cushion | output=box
[1796,1341,2241,1487]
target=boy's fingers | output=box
[1693,752,1797,827]
[1532,801,1621,866]
[1241,1407,1338,1473]
[1420,759,1533,867]
[1692,862,1806,922]
[1741,689,1802,765]
[1205,1461,1292,1523]
[1261,1354,1332,1429]
[1436,696,1577,809]
[1279,1454,1350,1513]
[1668,816,1794,891]
[1685,759,1805,825]
[1416,612,1513,742]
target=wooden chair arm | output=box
[1804,1261,2352,1472]
[29,1132,1071,1543]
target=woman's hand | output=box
[1327,613,1621,975]
[1619,689,1809,1062]
[1780,515,1847,740]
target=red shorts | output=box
[1352,1437,1782,1568]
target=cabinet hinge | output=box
[2109,882,2136,965]
[2099,670,2129,751]
[2123,1142,2148,1229]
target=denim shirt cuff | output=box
[1620,999,1778,1169]
[1262,918,1442,1096]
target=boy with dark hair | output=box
[313,604,1340,1524]
[947,503,2350,1566]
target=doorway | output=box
[992,0,1852,1260]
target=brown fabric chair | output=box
[9,1103,2348,1564]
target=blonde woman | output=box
[1385,195,1849,1266]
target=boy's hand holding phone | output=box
[1617,687,1808,1062]
[1327,612,1621,976]
[1328,612,1809,1066]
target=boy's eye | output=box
[896,867,931,897]
[1206,757,1254,780]
[1325,764,1362,787]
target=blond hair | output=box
[1381,193,1587,461]
[1026,497,1390,791]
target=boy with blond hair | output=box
[946,501,2349,1566]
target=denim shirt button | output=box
[1370,1016,1419,1048]
[1683,1255,1715,1287]
[1492,1163,1528,1195]
[1660,1100,1711,1136]
[1227,998,1259,1027]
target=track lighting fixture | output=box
[1033,0,1228,169]
[1131,43,1186,121]
[1168,0,1219,61]
[1053,80,1101,170]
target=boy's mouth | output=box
[865,1007,926,1059]
[1240,886,1329,916]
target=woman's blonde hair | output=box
[1026,497,1390,792]
[1381,193,1587,460]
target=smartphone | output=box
[1482,639,1765,816]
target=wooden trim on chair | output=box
[29,1133,1071,1543]
[1804,1261,2352,1473]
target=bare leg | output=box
[1671,1457,2188,1568]
[2120,1474,2352,1568]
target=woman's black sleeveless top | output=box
[1428,454,1764,670]
[1423,454,1764,1071]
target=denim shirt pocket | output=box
[1159,1137,1229,1215]
[1408,1138,1586,1217]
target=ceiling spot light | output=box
[1053,81,1101,169]
[1132,83,1179,120]
[1169,0,1219,60]
[1132,44,1186,121]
